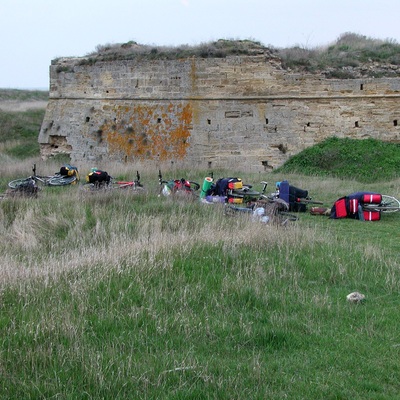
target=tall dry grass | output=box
[1,162,400,398]
[0,186,324,286]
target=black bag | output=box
[214,178,229,196]
[214,177,242,196]
[87,170,111,184]
[281,181,308,212]
[289,202,307,213]
[60,164,78,177]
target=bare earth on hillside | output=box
[0,100,48,112]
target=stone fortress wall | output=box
[38,51,400,172]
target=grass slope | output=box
[0,109,45,158]
[275,137,400,183]
[0,88,49,102]
[0,89,47,158]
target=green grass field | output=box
[0,89,47,159]
[0,163,399,399]
[0,94,399,398]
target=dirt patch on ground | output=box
[0,100,48,112]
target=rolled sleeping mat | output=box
[200,177,213,198]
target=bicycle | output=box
[361,194,400,213]
[329,191,400,220]
[223,181,299,225]
[158,170,200,199]
[202,175,260,204]
[109,171,145,192]
[8,164,78,189]
[224,198,299,225]
[82,171,145,193]
[226,184,262,204]
[4,178,39,198]
[225,179,323,207]
[268,180,324,212]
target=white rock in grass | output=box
[346,292,366,303]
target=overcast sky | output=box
[1,0,399,90]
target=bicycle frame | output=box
[30,164,52,185]
[82,171,144,193]
[158,170,200,197]
[8,164,56,189]
[113,171,143,189]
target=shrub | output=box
[275,137,400,183]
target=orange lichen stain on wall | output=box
[169,103,192,158]
[101,103,192,161]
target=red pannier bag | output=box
[334,198,348,218]
[362,194,382,204]
[349,198,359,214]
[173,179,191,191]
[363,210,381,221]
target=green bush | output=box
[275,137,400,183]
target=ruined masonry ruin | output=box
[39,50,400,172]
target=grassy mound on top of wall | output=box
[275,137,400,183]
[81,33,400,78]
[279,32,400,78]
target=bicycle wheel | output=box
[131,185,146,194]
[363,195,400,213]
[224,204,253,217]
[380,195,400,212]
[48,175,77,186]
[174,188,198,201]
[278,211,299,224]
[230,189,261,198]
[8,177,33,189]
[189,181,200,191]
[123,182,146,193]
